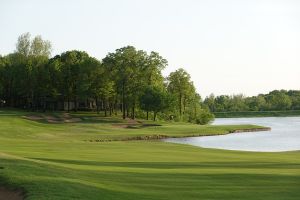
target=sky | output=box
[0,0,300,98]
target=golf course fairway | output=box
[0,110,299,200]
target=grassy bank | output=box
[0,110,299,200]
[213,110,300,118]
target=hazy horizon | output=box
[1,0,299,98]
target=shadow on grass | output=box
[28,158,300,169]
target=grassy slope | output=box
[0,110,299,200]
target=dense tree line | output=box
[204,90,300,112]
[0,33,213,124]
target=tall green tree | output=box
[140,86,174,121]
[102,46,165,119]
[30,35,52,57]
[15,32,31,57]
[14,33,52,110]
[90,61,116,115]
[59,50,91,111]
[167,68,195,118]
[288,90,300,110]
[266,90,292,110]
[144,51,167,88]
[204,94,217,112]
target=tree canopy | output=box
[204,90,300,112]
[0,33,213,124]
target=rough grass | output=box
[0,110,299,200]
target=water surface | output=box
[164,117,300,152]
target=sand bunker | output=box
[0,187,24,200]
[112,118,142,128]
[111,119,161,129]
[23,113,82,123]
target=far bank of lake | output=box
[164,117,300,152]
[213,110,300,118]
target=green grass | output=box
[0,110,299,200]
[213,110,300,118]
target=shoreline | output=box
[87,127,271,142]
[213,110,300,118]
[229,127,271,133]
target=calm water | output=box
[164,117,300,152]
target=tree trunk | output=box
[122,81,126,119]
[74,96,77,112]
[67,97,70,112]
[43,96,46,112]
[153,112,157,121]
[8,78,13,107]
[74,84,77,112]
[179,93,182,118]
[96,97,99,114]
[126,105,129,118]
[146,111,149,120]
[114,101,118,116]
[31,90,34,111]
[194,103,197,119]
[183,96,186,115]
[104,100,107,117]
[61,93,65,111]
[109,103,112,116]
[131,106,135,119]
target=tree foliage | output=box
[0,33,216,124]
[204,90,300,112]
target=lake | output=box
[164,117,300,152]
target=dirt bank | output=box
[229,127,271,133]
[23,113,82,123]
[0,187,24,200]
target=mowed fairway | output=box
[0,110,299,200]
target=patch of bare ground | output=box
[23,115,43,121]
[112,118,142,128]
[229,127,271,133]
[64,118,82,123]
[0,187,24,200]
[23,113,82,123]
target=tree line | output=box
[204,90,300,112]
[0,33,213,124]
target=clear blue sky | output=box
[1,0,300,98]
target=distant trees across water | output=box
[203,90,300,112]
[0,33,213,124]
